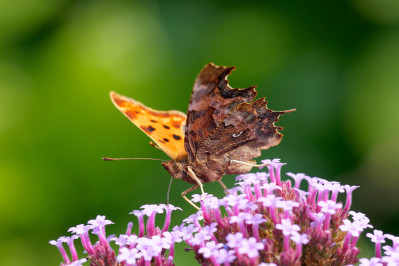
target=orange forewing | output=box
[110,91,187,161]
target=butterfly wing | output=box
[110,91,187,161]
[185,63,292,180]
[185,63,257,159]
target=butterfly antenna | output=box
[102,157,167,162]
[230,159,270,168]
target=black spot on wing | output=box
[141,125,156,133]
[173,134,182,140]
[163,138,170,142]
[150,120,158,123]
[163,125,170,129]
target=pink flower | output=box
[51,158,398,266]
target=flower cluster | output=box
[51,159,399,265]
[181,159,367,265]
[51,204,183,265]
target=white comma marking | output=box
[232,131,243,138]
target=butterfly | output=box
[107,63,294,209]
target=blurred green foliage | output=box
[0,0,398,265]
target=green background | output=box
[1,0,399,265]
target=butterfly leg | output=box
[214,161,231,195]
[217,179,229,195]
[181,184,200,210]
[230,160,270,168]
[186,166,205,196]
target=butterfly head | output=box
[161,160,196,184]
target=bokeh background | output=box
[1,0,399,265]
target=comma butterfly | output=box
[107,63,294,209]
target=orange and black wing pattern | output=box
[110,91,187,161]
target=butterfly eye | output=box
[232,131,243,138]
